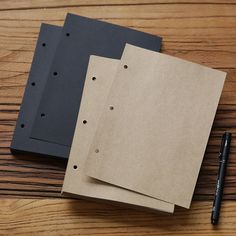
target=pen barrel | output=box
[211,132,231,225]
[211,161,227,224]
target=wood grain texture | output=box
[0,1,236,234]
[0,199,236,235]
[1,0,236,200]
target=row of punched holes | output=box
[73,75,98,170]
[27,33,71,122]
[73,64,129,170]
[19,40,49,128]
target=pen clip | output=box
[219,133,226,160]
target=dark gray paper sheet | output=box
[30,13,162,150]
[10,24,70,158]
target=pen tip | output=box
[211,219,218,225]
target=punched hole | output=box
[83,120,87,124]
[92,77,96,81]
[95,149,99,153]
[31,82,36,86]
[109,106,114,110]
[41,113,45,117]
[73,165,78,169]
[66,33,70,37]
[53,72,58,76]
[42,43,46,47]
[124,65,128,69]
[20,124,25,128]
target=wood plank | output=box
[0,199,235,235]
[0,0,236,11]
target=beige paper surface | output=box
[85,44,226,208]
[62,55,174,213]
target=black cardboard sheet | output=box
[30,13,162,149]
[10,24,70,158]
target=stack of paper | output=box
[62,44,225,212]
[11,13,226,213]
[11,13,161,158]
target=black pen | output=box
[211,132,232,225]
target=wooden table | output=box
[0,0,236,235]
